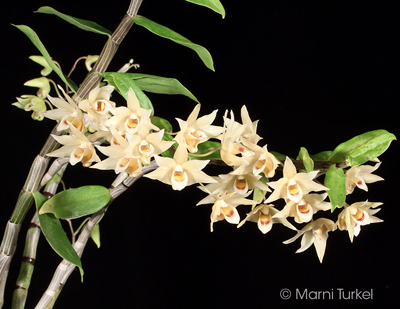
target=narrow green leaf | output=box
[33,192,84,281]
[324,165,346,211]
[328,129,396,165]
[13,24,78,92]
[310,151,332,161]
[133,15,214,71]
[151,116,173,133]
[35,6,112,37]
[39,186,111,219]
[125,73,199,103]
[185,0,226,18]
[297,147,314,172]
[189,141,221,160]
[101,72,154,115]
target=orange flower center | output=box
[63,115,83,131]
[173,171,185,182]
[298,203,311,214]
[288,183,300,196]
[259,211,271,225]
[353,209,365,222]
[93,100,106,113]
[127,117,139,129]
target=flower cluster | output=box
[26,76,385,263]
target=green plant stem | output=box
[11,164,67,309]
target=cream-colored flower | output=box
[175,104,224,153]
[197,189,257,232]
[78,85,115,131]
[214,166,270,196]
[129,128,174,165]
[47,123,100,167]
[238,105,262,145]
[336,201,383,242]
[237,204,296,234]
[218,110,250,167]
[144,143,217,191]
[240,140,280,178]
[273,193,331,224]
[41,88,85,132]
[91,127,143,177]
[105,88,158,135]
[345,162,384,194]
[266,157,328,203]
[283,218,335,263]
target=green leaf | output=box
[33,192,84,281]
[90,223,101,248]
[101,72,154,115]
[328,129,396,165]
[324,164,346,211]
[123,73,199,103]
[189,141,221,160]
[151,116,173,133]
[35,6,112,37]
[39,186,111,219]
[310,151,332,161]
[13,24,78,92]
[185,0,226,18]
[133,15,214,71]
[297,147,314,172]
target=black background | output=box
[1,1,399,308]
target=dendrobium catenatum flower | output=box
[145,143,217,191]
[13,95,46,120]
[91,126,145,177]
[29,55,53,76]
[273,193,331,224]
[345,162,384,194]
[237,105,262,145]
[41,88,85,132]
[47,123,100,167]
[105,88,158,135]
[78,85,115,131]
[214,166,270,196]
[24,77,51,98]
[283,218,335,263]
[85,55,99,71]
[218,110,250,167]
[197,188,257,232]
[266,157,328,203]
[336,201,383,242]
[174,104,224,153]
[240,140,281,178]
[237,204,296,234]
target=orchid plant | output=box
[0,0,396,308]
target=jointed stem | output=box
[1,1,144,307]
[11,164,67,309]
[35,161,157,309]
